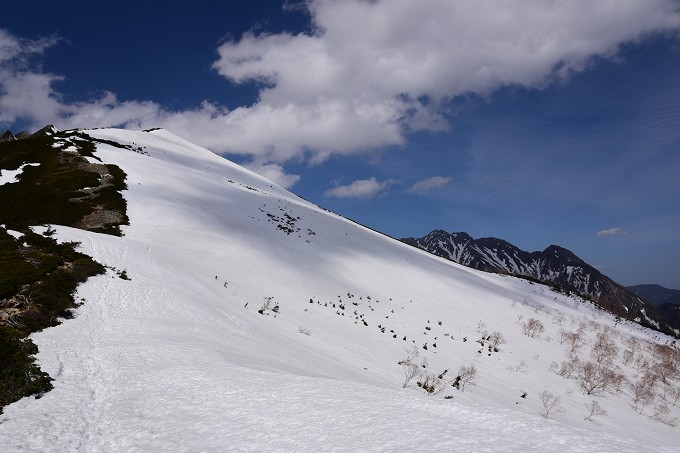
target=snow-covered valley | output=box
[0,129,678,451]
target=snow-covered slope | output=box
[0,128,678,451]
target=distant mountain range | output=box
[402,230,679,337]
[628,284,680,306]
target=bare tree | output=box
[630,379,656,413]
[418,369,448,395]
[555,355,581,379]
[399,345,425,388]
[649,344,679,384]
[522,318,545,338]
[622,336,641,365]
[622,349,634,367]
[507,360,528,374]
[584,400,607,421]
[539,390,565,418]
[452,364,477,391]
[590,330,619,365]
[559,328,586,354]
[633,355,651,378]
[552,312,566,326]
[577,361,626,395]
[650,402,671,422]
[558,329,568,344]
[667,385,680,406]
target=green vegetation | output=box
[0,131,128,413]
[0,133,129,235]
[0,327,53,409]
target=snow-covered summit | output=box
[0,128,678,451]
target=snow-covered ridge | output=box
[0,128,678,451]
[403,230,673,337]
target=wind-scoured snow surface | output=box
[1,129,678,452]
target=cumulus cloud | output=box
[325,177,396,199]
[0,30,62,126]
[2,0,680,170]
[406,176,452,194]
[242,161,300,189]
[211,0,680,160]
[597,227,628,237]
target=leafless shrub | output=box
[552,312,566,326]
[539,390,565,418]
[650,402,671,421]
[587,319,601,331]
[622,349,634,366]
[649,344,680,384]
[652,404,678,427]
[577,319,589,332]
[662,417,678,427]
[623,336,641,363]
[633,355,651,377]
[590,330,619,365]
[489,331,506,351]
[522,318,544,338]
[418,369,448,395]
[399,345,425,388]
[559,328,585,354]
[642,369,660,388]
[555,355,581,379]
[577,361,626,395]
[630,379,656,413]
[298,326,311,336]
[558,329,567,345]
[507,360,528,374]
[452,364,477,391]
[667,385,680,406]
[584,400,607,421]
[258,296,278,315]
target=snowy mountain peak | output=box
[402,230,678,337]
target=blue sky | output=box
[1,1,679,289]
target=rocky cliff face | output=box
[402,230,678,337]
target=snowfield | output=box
[0,128,678,452]
[0,163,40,186]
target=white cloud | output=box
[325,177,396,199]
[243,161,300,189]
[0,28,57,64]
[2,1,680,164]
[0,30,62,126]
[0,29,21,62]
[597,227,628,237]
[406,176,452,194]
[210,0,680,161]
